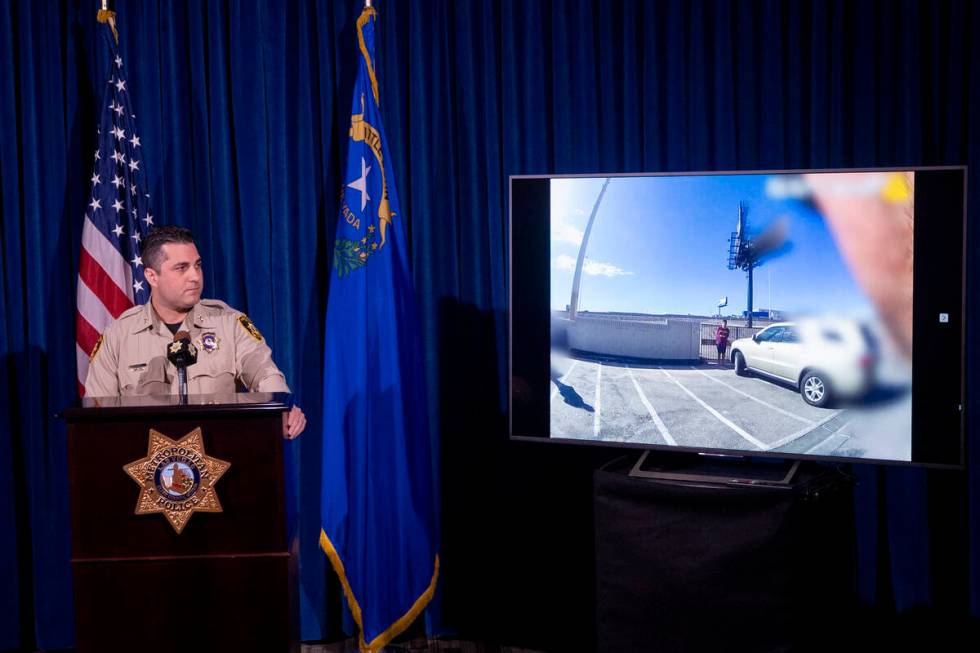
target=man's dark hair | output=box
[141,226,196,272]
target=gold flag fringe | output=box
[96,9,118,43]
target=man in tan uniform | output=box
[85,226,307,438]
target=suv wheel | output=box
[733,351,748,376]
[801,370,831,407]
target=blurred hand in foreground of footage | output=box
[805,172,914,360]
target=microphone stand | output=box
[177,366,188,405]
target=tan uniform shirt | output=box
[84,298,290,397]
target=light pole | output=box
[569,178,611,320]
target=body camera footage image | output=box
[547,172,917,462]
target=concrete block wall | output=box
[558,315,701,361]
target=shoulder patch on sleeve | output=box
[237,315,264,341]
[89,333,105,362]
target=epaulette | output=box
[197,298,234,315]
[117,304,145,320]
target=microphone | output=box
[167,330,198,401]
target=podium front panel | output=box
[68,411,287,559]
[62,394,298,653]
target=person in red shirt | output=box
[715,319,731,362]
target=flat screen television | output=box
[509,168,965,468]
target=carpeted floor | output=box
[303,639,546,653]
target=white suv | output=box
[729,319,876,407]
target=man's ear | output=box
[144,266,158,288]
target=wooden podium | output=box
[61,393,298,653]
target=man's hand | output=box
[283,405,307,439]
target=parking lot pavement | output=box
[550,355,852,455]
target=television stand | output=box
[628,450,801,488]
[595,456,855,652]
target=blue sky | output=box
[550,174,875,318]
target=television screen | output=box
[510,168,965,468]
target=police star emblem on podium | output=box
[123,427,231,534]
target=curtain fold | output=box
[1,0,978,649]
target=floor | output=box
[304,640,545,653]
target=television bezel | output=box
[507,166,967,470]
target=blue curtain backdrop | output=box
[1,0,978,650]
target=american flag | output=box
[75,20,153,395]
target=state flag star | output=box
[93,149,101,161]
[131,254,143,267]
[113,103,124,116]
[115,55,123,68]
[91,172,100,186]
[130,134,141,148]
[115,78,127,92]
[346,157,372,211]
[128,159,140,172]
[143,213,154,227]
[132,231,142,244]
[112,223,124,237]
[112,199,124,213]
[111,150,125,164]
[111,125,126,140]
[130,183,138,195]
[88,197,102,211]
[133,280,144,293]
[111,174,124,189]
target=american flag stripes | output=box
[75,20,153,395]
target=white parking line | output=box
[550,361,580,402]
[766,410,844,450]
[660,367,767,450]
[593,363,602,438]
[626,366,676,445]
[805,432,850,455]
[693,368,816,425]
[798,417,851,454]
